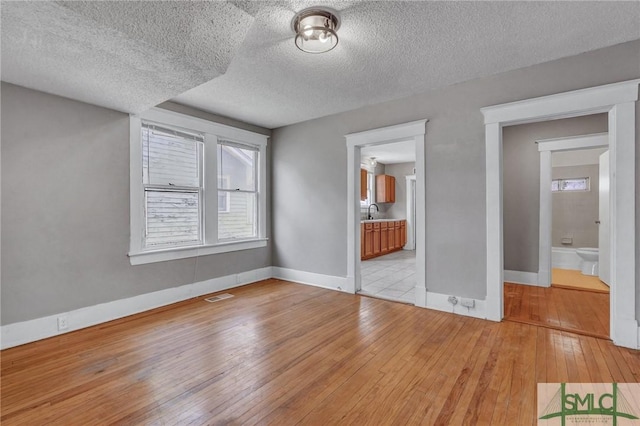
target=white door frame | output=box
[481,79,639,349]
[537,132,609,287]
[345,120,427,306]
[405,175,417,250]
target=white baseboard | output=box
[272,267,348,292]
[0,267,273,350]
[504,270,542,286]
[422,290,486,320]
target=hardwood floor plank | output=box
[463,330,502,425]
[596,338,636,382]
[504,282,609,339]
[2,279,637,425]
[569,333,593,383]
[535,328,547,384]
[581,334,614,383]
[230,306,420,424]
[436,326,498,425]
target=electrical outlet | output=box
[57,315,69,331]
[447,296,458,305]
[461,298,475,308]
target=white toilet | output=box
[576,248,599,276]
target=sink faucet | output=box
[367,203,379,220]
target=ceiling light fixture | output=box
[292,7,340,54]
[370,157,377,167]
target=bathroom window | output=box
[552,177,589,192]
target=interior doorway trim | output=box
[481,79,639,349]
[536,132,609,287]
[405,175,417,250]
[345,120,427,306]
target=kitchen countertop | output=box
[361,219,405,223]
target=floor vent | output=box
[204,293,234,303]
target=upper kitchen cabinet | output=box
[376,174,395,203]
[360,168,367,201]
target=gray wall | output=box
[1,83,272,325]
[384,162,415,220]
[552,165,600,248]
[272,40,640,301]
[502,115,607,272]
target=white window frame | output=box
[217,140,260,241]
[141,123,205,249]
[218,176,231,213]
[129,108,268,265]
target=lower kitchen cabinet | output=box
[361,220,406,260]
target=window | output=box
[217,141,258,240]
[142,123,204,248]
[129,108,268,265]
[552,177,589,192]
[360,169,375,206]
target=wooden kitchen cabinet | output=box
[361,220,407,260]
[373,222,381,255]
[364,223,374,258]
[380,222,388,254]
[360,168,367,201]
[376,175,396,203]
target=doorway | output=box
[358,145,416,303]
[504,133,611,338]
[345,120,428,307]
[537,133,609,288]
[482,79,639,349]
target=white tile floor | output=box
[359,250,416,304]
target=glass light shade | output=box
[293,9,339,54]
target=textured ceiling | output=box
[174,1,640,128]
[2,1,639,128]
[0,1,254,113]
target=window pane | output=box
[561,178,589,191]
[218,191,257,240]
[218,190,229,213]
[143,125,202,187]
[145,190,200,247]
[551,180,559,192]
[218,143,256,191]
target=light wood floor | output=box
[504,282,610,339]
[2,279,638,425]
[552,268,610,293]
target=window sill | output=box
[128,238,268,265]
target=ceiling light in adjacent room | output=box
[292,8,340,54]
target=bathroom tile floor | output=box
[359,250,416,304]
